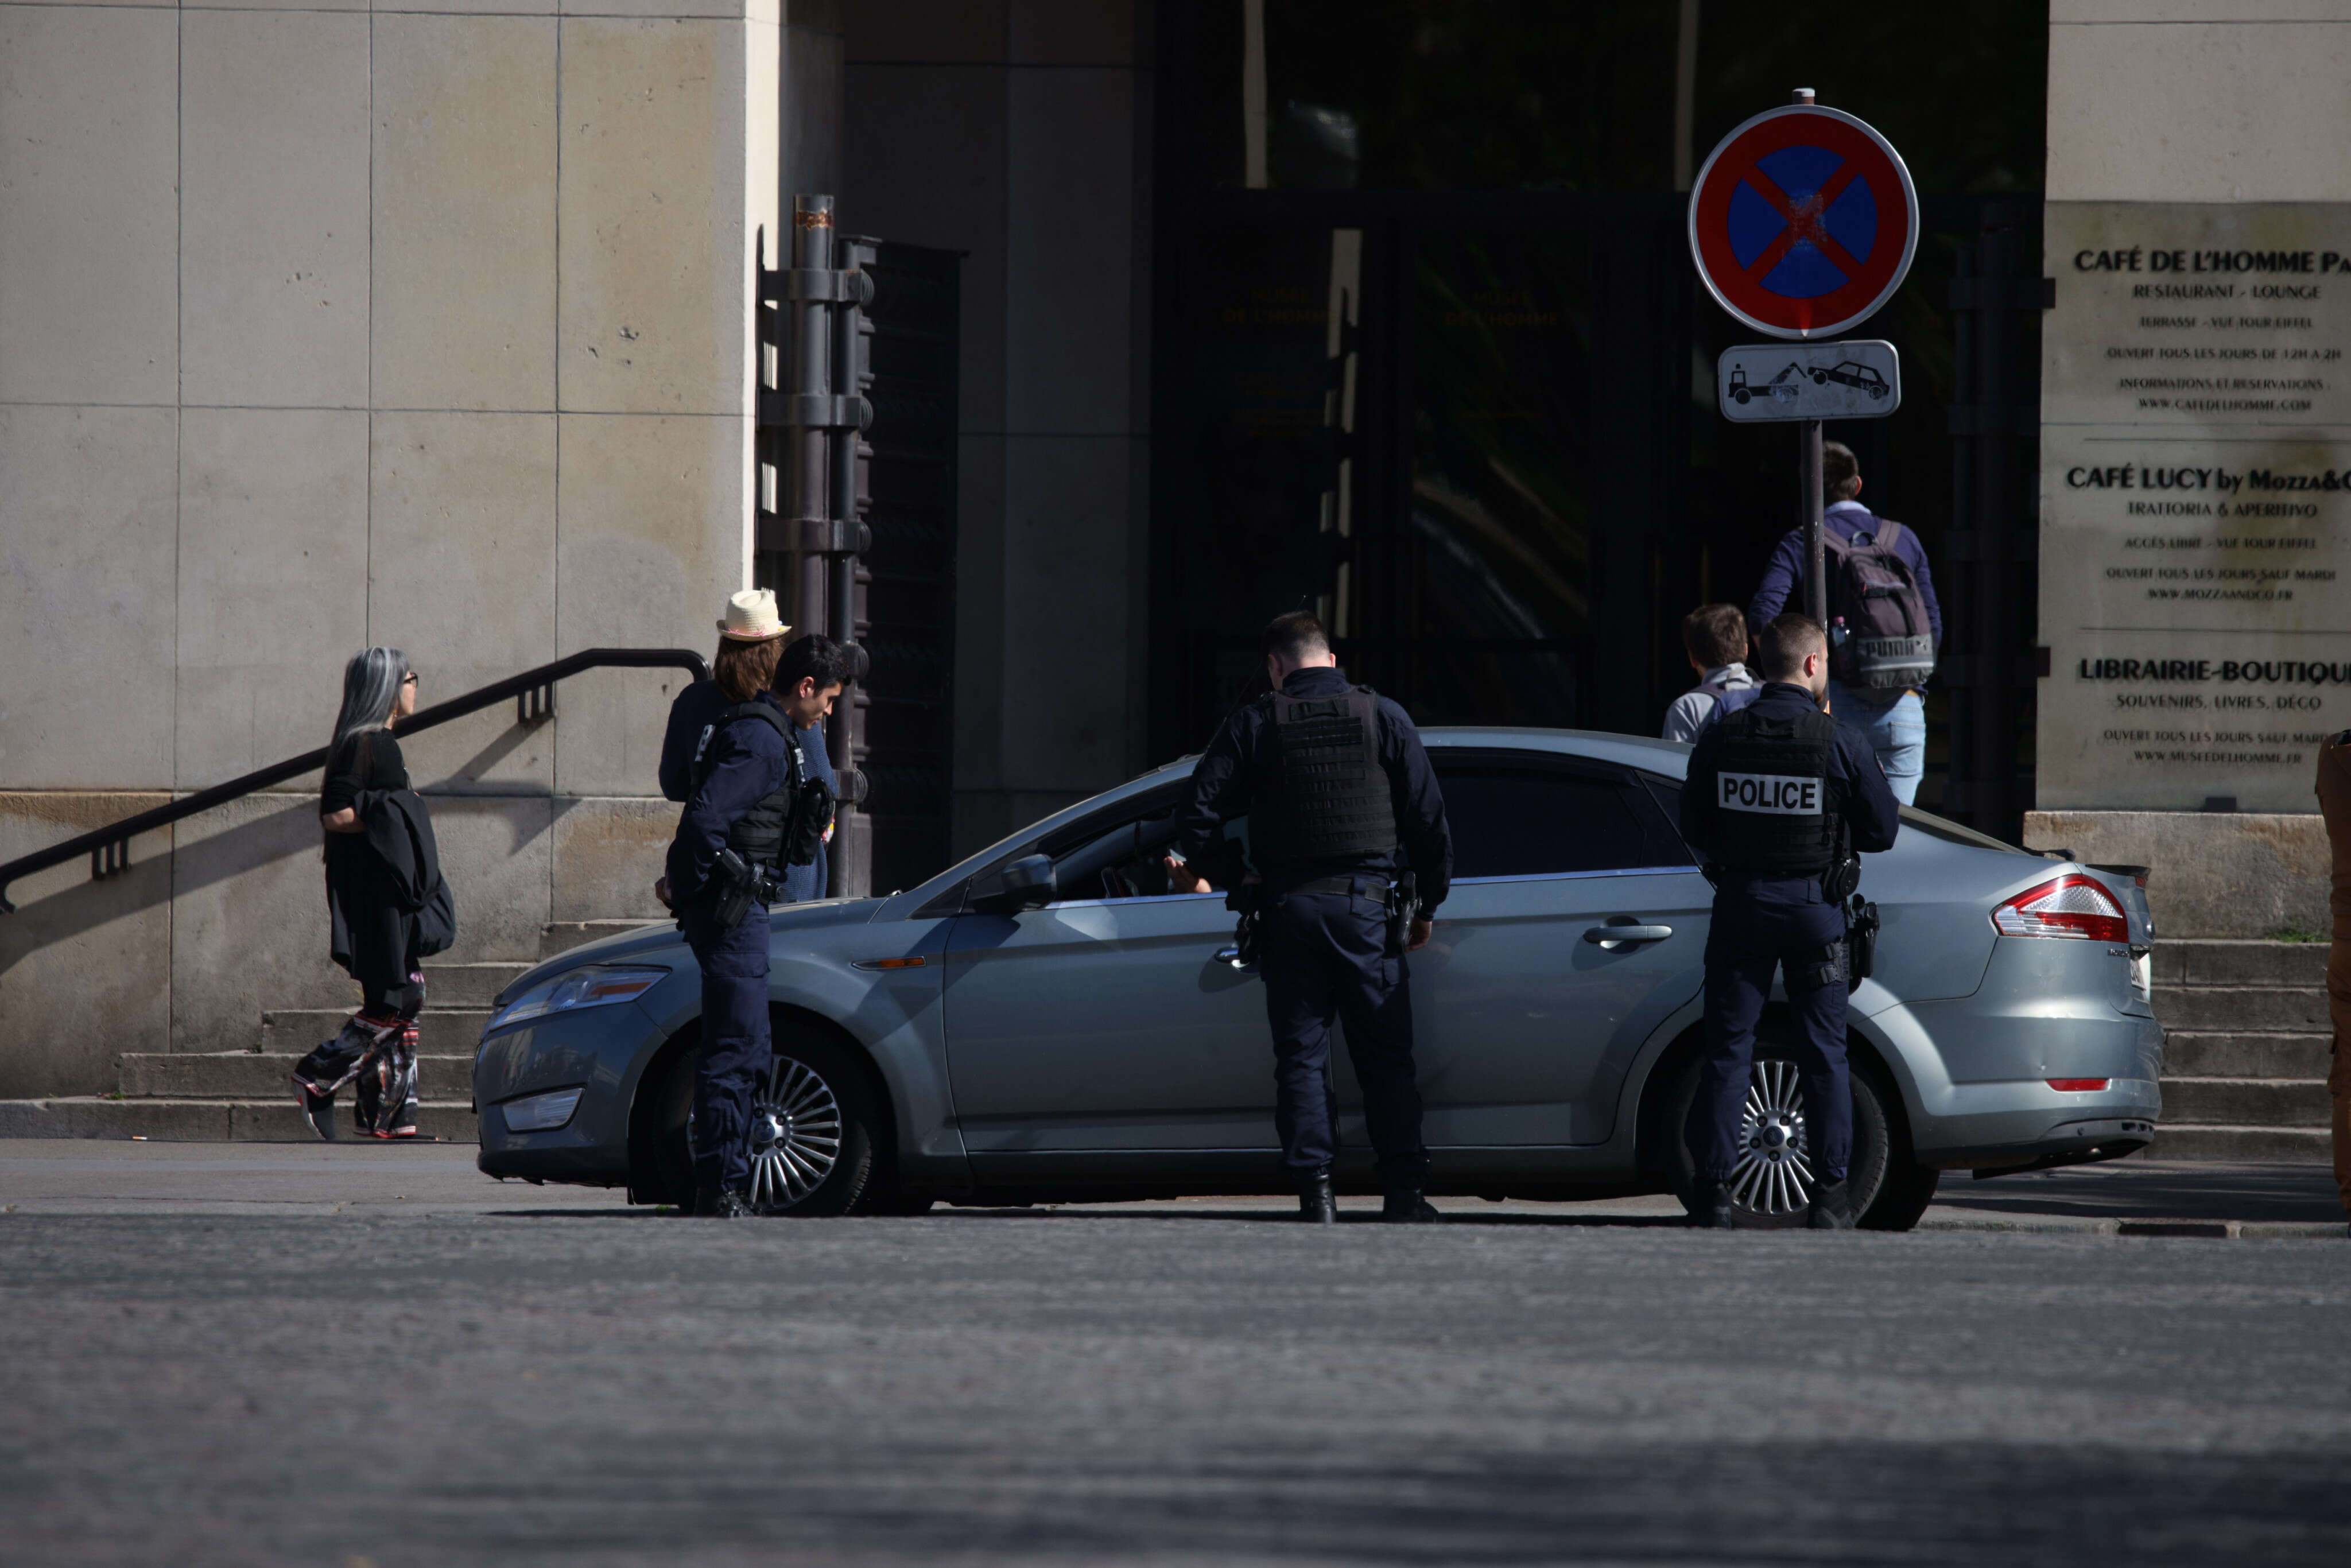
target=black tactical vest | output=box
[1698,701,1846,876]
[1257,686,1399,870]
[692,701,816,870]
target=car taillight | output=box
[1991,875,2129,943]
[2047,1078,2109,1092]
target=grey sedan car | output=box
[474,729,2162,1229]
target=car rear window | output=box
[1435,756,1693,878]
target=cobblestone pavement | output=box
[3,1143,2348,1565]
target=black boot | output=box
[693,1183,756,1219]
[1806,1179,1857,1231]
[1380,1190,1441,1224]
[1690,1178,1739,1229]
[1297,1169,1337,1225]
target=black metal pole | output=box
[1800,417,1826,627]
[790,196,833,638]
[826,235,875,898]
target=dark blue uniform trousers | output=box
[682,900,772,1194]
[1260,884,1429,1192]
[1687,879,1852,1186]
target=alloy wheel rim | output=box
[746,1057,843,1211]
[1729,1058,1813,1216]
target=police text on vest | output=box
[1718,772,1822,815]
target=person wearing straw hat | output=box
[657,589,823,1217]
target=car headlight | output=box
[487,965,669,1034]
[501,1086,583,1133]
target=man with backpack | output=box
[1747,441,1941,804]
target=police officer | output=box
[1165,611,1453,1224]
[1679,612,1899,1229]
[657,592,845,1217]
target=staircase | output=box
[0,922,659,1142]
[2155,940,2335,1161]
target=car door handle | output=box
[1213,945,1253,969]
[1583,924,1673,949]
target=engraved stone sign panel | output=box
[2038,204,2351,811]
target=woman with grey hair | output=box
[292,647,436,1139]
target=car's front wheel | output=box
[639,1023,880,1216]
[1669,1041,1930,1231]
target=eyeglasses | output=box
[401,673,418,686]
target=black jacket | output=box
[1174,666,1454,909]
[1679,681,1900,871]
[328,787,455,984]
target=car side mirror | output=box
[998,853,1056,911]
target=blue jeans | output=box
[1829,682,1923,805]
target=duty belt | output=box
[1277,872,1394,902]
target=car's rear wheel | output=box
[1669,1038,1906,1230]
[639,1023,880,1216]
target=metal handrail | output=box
[0,646,710,914]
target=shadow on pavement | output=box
[1934,1160,2344,1225]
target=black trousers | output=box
[681,899,773,1195]
[1259,883,1429,1193]
[1686,880,1852,1187]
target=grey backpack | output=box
[1824,518,1935,692]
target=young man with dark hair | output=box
[770,634,849,902]
[1747,441,1941,803]
[1163,610,1455,1224]
[1679,612,1900,1231]
[1663,603,1762,742]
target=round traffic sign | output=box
[1688,104,1918,340]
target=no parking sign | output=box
[1689,103,1918,340]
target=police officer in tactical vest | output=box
[1165,611,1454,1224]
[1679,612,1899,1229]
[656,592,847,1217]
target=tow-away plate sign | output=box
[1717,339,1901,423]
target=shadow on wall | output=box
[1,789,565,976]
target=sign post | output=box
[1688,88,1918,629]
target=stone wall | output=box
[0,2,784,1094]
[2035,2,2351,923]
[2024,810,2331,940]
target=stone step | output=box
[118,1052,475,1102]
[2162,1032,2334,1080]
[2147,1124,2334,1163]
[0,1098,478,1142]
[542,919,665,960]
[2155,986,2329,1033]
[259,1010,490,1057]
[2151,939,2330,990]
[2157,1077,2331,1128]
[420,961,533,1009]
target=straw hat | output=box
[717,588,790,642]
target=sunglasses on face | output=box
[401,673,418,686]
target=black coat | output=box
[328,787,455,988]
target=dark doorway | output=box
[1149,2,2048,826]
[859,242,961,895]
[1150,196,1690,758]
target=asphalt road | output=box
[3,1146,2349,1566]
